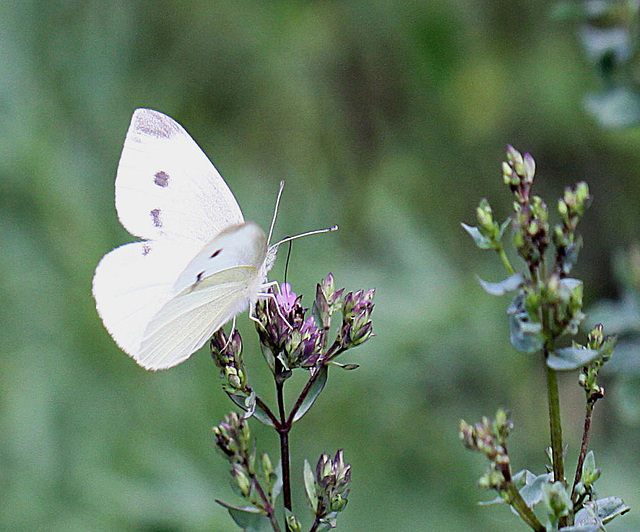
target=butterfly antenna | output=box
[267,181,286,245]
[273,225,338,248]
[284,240,293,284]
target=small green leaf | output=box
[228,391,257,419]
[293,366,328,423]
[252,401,276,428]
[272,460,283,502]
[547,346,605,371]
[498,218,511,239]
[461,222,493,249]
[595,496,630,523]
[328,361,359,370]
[559,524,600,532]
[303,459,318,512]
[216,501,271,532]
[477,273,524,296]
[508,293,543,354]
[519,473,552,508]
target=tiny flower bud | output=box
[232,464,252,497]
[523,152,536,184]
[286,514,302,531]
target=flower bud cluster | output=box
[553,182,591,275]
[503,144,536,204]
[314,450,351,518]
[513,199,550,272]
[338,288,375,349]
[213,413,279,511]
[255,282,325,372]
[459,409,513,491]
[210,329,246,391]
[255,274,374,373]
[213,412,251,465]
[579,324,616,402]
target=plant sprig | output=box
[211,274,374,531]
[460,146,629,530]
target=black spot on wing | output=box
[154,171,170,187]
[210,249,222,258]
[150,208,162,227]
[196,271,204,283]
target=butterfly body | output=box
[93,109,273,370]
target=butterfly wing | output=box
[115,108,244,245]
[92,238,201,358]
[135,223,269,370]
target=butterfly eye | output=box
[210,249,222,258]
[154,171,170,187]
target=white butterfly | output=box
[93,108,335,370]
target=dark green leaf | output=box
[303,459,317,512]
[328,361,359,370]
[252,401,276,428]
[293,366,328,423]
[215,501,271,532]
[228,391,256,418]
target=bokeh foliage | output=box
[1,1,639,530]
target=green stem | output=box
[497,245,515,275]
[545,359,564,485]
[504,482,546,531]
[571,401,594,502]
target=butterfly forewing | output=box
[115,108,244,245]
[138,224,269,369]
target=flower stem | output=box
[504,482,545,531]
[545,358,564,485]
[571,401,594,501]
[497,245,515,275]
[276,378,292,513]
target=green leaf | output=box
[507,293,543,353]
[228,391,276,428]
[272,460,283,502]
[215,501,271,532]
[293,366,328,423]
[595,496,630,523]
[498,218,511,239]
[328,361,359,370]
[461,222,493,249]
[547,345,608,371]
[252,401,276,428]
[303,459,318,512]
[519,472,552,508]
[228,391,255,414]
[477,273,524,296]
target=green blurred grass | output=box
[1,1,639,530]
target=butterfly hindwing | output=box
[92,239,201,357]
[115,108,244,245]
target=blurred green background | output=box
[1,1,639,530]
